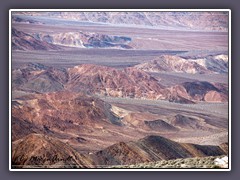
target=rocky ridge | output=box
[135,54,228,74]
[12,63,228,103]
[12,134,95,168]
[12,134,228,168]
[12,28,61,51]
[12,28,132,50]
[33,31,132,49]
[90,135,227,166]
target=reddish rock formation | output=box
[204,91,228,102]
[12,63,228,103]
[67,64,166,100]
[12,134,95,168]
[32,31,132,49]
[182,81,228,102]
[12,28,61,51]
[12,91,121,141]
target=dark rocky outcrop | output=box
[91,135,227,166]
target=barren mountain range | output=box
[12,134,95,168]
[12,63,228,103]
[12,28,61,51]
[13,12,228,31]
[12,88,228,168]
[11,11,229,169]
[12,134,227,168]
[12,28,132,50]
[92,135,227,166]
[33,31,132,49]
[135,54,228,74]
[12,91,120,141]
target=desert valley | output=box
[10,11,229,169]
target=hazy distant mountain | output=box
[12,28,132,50]
[33,31,132,49]
[13,11,228,31]
[12,16,43,24]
